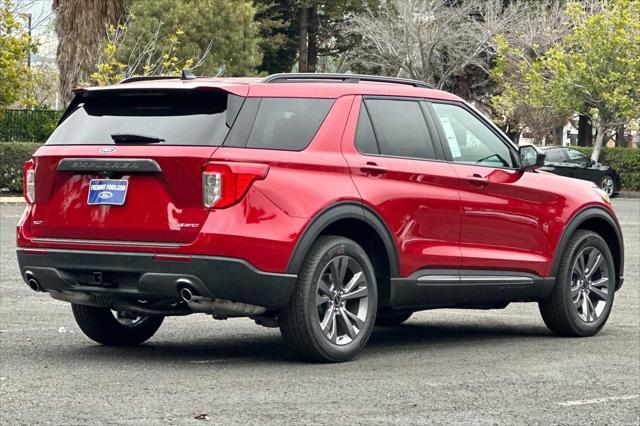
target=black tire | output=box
[72,304,164,346]
[375,310,412,326]
[279,236,378,362]
[539,230,615,337]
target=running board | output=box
[389,269,554,309]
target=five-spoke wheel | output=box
[316,255,370,345]
[540,230,615,337]
[570,246,611,322]
[279,236,377,362]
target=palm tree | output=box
[53,0,125,105]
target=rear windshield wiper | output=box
[110,133,165,144]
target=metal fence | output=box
[0,109,62,142]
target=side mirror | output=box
[519,145,545,171]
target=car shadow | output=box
[54,320,553,366]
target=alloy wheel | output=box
[316,255,370,345]
[601,176,614,196]
[570,246,611,322]
[113,310,145,326]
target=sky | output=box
[15,0,56,64]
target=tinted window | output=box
[354,106,378,154]
[245,98,334,151]
[47,90,238,146]
[365,99,435,159]
[544,148,567,162]
[567,149,587,161]
[432,103,514,168]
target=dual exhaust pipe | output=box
[179,286,265,317]
[25,273,43,292]
[24,274,266,318]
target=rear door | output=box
[341,96,461,277]
[30,88,244,244]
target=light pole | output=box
[18,12,32,68]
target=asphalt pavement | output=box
[1,200,639,425]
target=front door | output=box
[428,101,554,278]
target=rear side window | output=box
[354,106,379,154]
[245,98,334,151]
[47,90,240,146]
[364,99,436,159]
[544,148,567,162]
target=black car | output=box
[539,145,621,196]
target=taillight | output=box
[202,162,269,208]
[23,160,35,204]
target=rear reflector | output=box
[202,162,269,208]
[152,254,192,262]
[22,249,48,255]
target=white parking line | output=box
[558,394,640,406]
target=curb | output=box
[616,191,640,199]
[0,196,25,204]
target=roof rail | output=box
[262,73,433,89]
[119,70,196,84]
[119,75,179,84]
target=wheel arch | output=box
[551,206,624,290]
[286,202,400,306]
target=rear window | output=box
[245,98,334,151]
[46,90,241,146]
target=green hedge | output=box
[0,143,42,193]
[572,147,640,191]
[0,109,61,142]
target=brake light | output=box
[202,162,269,208]
[23,160,35,204]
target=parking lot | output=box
[1,200,638,425]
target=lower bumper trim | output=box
[17,248,297,309]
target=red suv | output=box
[17,73,624,362]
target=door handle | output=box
[467,174,489,186]
[359,162,386,176]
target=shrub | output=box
[573,146,640,191]
[0,109,61,142]
[0,142,42,193]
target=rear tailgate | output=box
[30,145,216,244]
[28,87,244,245]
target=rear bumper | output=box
[17,249,297,309]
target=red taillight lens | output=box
[202,162,269,208]
[23,160,35,204]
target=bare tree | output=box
[344,0,526,90]
[53,0,125,105]
[491,1,571,143]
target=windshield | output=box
[46,89,242,146]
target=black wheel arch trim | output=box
[286,201,400,277]
[551,205,624,290]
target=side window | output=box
[431,103,514,168]
[245,98,334,150]
[544,148,567,162]
[354,105,379,154]
[567,149,587,161]
[365,99,436,159]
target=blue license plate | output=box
[87,179,128,206]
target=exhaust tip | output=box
[180,287,194,302]
[27,278,41,292]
